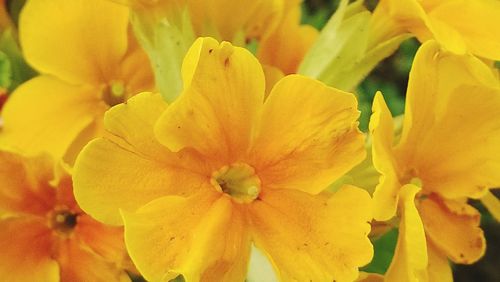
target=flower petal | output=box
[370,92,402,221]
[396,41,500,199]
[19,0,129,84]
[57,236,130,282]
[426,240,452,282]
[385,184,428,282]
[114,33,156,94]
[425,0,500,60]
[74,93,207,225]
[0,151,55,216]
[188,0,283,41]
[258,7,318,74]
[262,65,284,98]
[76,215,127,264]
[419,195,485,264]
[378,0,467,54]
[248,186,373,282]
[1,76,105,161]
[357,272,384,282]
[156,38,265,163]
[122,192,251,282]
[252,74,365,194]
[0,217,59,282]
[103,92,169,159]
[155,37,265,163]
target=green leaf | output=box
[0,51,12,89]
[361,228,398,274]
[130,6,195,103]
[298,0,408,92]
[0,28,37,91]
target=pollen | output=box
[102,80,127,107]
[211,163,261,203]
[49,209,79,235]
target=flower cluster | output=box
[0,0,498,281]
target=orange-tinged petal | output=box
[0,0,12,30]
[377,0,466,54]
[356,272,384,282]
[418,195,485,264]
[62,115,106,165]
[188,0,283,41]
[258,7,318,74]
[114,31,156,94]
[426,240,452,282]
[396,41,500,199]
[155,38,265,163]
[424,0,500,60]
[20,0,129,85]
[385,184,428,282]
[0,151,55,216]
[76,215,127,264]
[0,217,59,282]
[122,192,251,282]
[252,75,365,194]
[380,0,500,59]
[376,0,430,40]
[262,65,284,98]
[1,76,106,161]
[57,237,130,282]
[370,92,401,221]
[74,93,207,226]
[248,186,373,282]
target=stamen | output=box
[211,163,261,203]
[102,81,126,107]
[50,209,78,235]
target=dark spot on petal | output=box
[209,49,213,54]
[224,57,230,67]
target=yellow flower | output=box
[74,37,373,281]
[257,2,318,75]
[0,150,129,282]
[119,0,304,101]
[0,0,154,164]
[373,0,500,59]
[370,41,500,281]
[124,0,285,42]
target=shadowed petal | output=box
[122,192,251,282]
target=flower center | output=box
[211,163,261,203]
[102,80,126,107]
[399,168,423,187]
[50,209,79,235]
